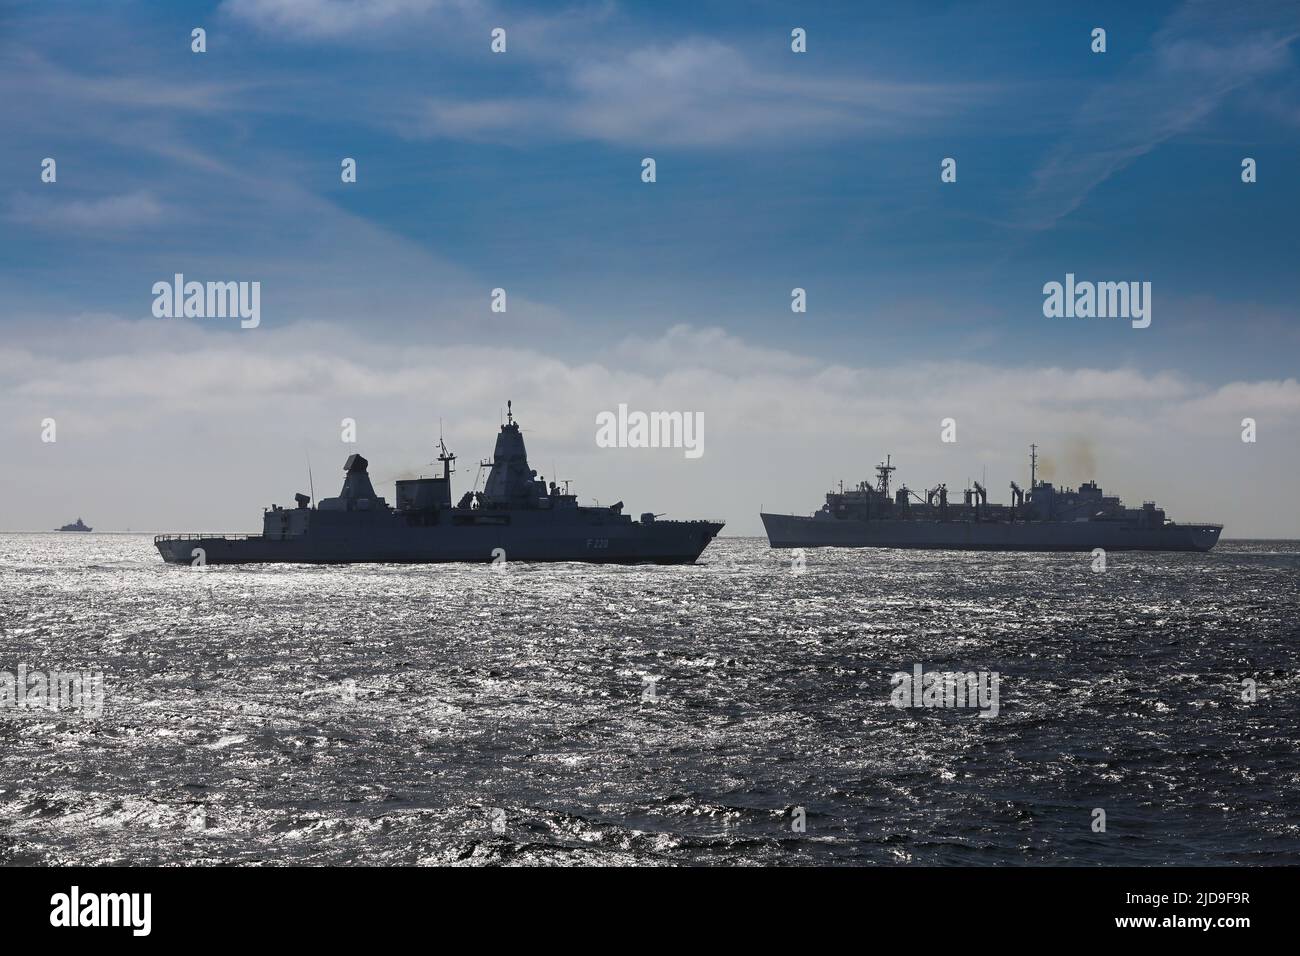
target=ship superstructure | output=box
[761,445,1221,552]
[156,402,723,565]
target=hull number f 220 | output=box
[586,538,609,549]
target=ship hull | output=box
[156,520,724,566]
[761,513,1221,552]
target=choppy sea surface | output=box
[1,533,1297,866]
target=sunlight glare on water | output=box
[1,533,1297,865]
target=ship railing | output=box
[647,518,726,525]
[1167,521,1224,529]
[153,533,260,543]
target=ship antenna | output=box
[306,451,315,506]
[1030,443,1038,489]
[507,399,513,425]
[436,418,456,481]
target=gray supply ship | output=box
[156,402,723,565]
[762,445,1221,552]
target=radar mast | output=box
[875,455,896,496]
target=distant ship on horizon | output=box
[56,518,92,532]
[156,401,724,565]
[762,445,1222,553]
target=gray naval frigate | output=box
[762,445,1222,552]
[156,402,724,565]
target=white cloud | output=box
[611,325,818,377]
[1173,378,1300,424]
[2,319,1296,538]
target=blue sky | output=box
[5,0,1299,372]
[2,0,1299,534]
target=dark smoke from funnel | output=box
[1037,437,1098,485]
[1064,435,1098,482]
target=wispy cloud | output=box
[0,51,253,115]
[220,0,478,41]
[7,191,170,231]
[1018,0,1300,229]
[407,37,987,146]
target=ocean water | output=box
[1,532,1297,866]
